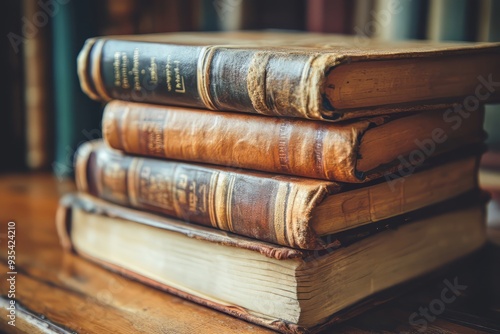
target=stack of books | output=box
[57,32,500,333]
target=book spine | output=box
[103,100,366,182]
[75,141,337,249]
[78,38,342,120]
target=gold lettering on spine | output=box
[174,61,186,93]
[113,52,121,86]
[278,120,292,173]
[137,164,174,211]
[121,52,130,89]
[132,48,141,91]
[273,183,288,246]
[165,55,172,91]
[148,57,158,86]
[188,179,198,212]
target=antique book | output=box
[57,193,487,334]
[77,31,500,121]
[75,140,480,249]
[103,101,485,181]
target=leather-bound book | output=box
[77,31,500,121]
[103,101,485,181]
[57,192,487,334]
[75,140,481,249]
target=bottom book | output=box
[57,193,487,334]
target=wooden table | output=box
[0,173,499,333]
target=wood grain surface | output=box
[0,173,499,333]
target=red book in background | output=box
[307,0,354,34]
[480,150,500,197]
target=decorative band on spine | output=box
[213,172,230,231]
[207,172,219,229]
[75,141,94,192]
[77,39,100,101]
[273,182,289,246]
[91,39,112,101]
[119,105,131,152]
[246,51,272,115]
[127,158,141,207]
[197,46,218,110]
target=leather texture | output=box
[102,101,485,182]
[77,31,500,121]
[75,140,483,249]
[57,192,488,334]
[75,140,341,250]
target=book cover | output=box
[75,140,481,249]
[102,101,486,181]
[57,192,487,333]
[77,31,500,121]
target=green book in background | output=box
[52,0,103,178]
[480,0,500,150]
[200,0,221,31]
[374,0,428,40]
[427,0,477,41]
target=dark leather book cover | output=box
[77,31,500,121]
[75,139,482,249]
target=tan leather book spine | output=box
[103,100,485,182]
[103,100,382,182]
[75,140,341,250]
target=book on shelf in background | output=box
[23,0,53,170]
[306,0,354,34]
[241,0,306,30]
[1,0,26,172]
[52,0,103,178]
[477,0,500,221]
[374,0,428,40]
[427,0,479,41]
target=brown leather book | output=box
[75,140,481,249]
[77,31,500,121]
[103,101,485,181]
[57,192,487,333]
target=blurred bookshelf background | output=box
[1,0,499,184]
